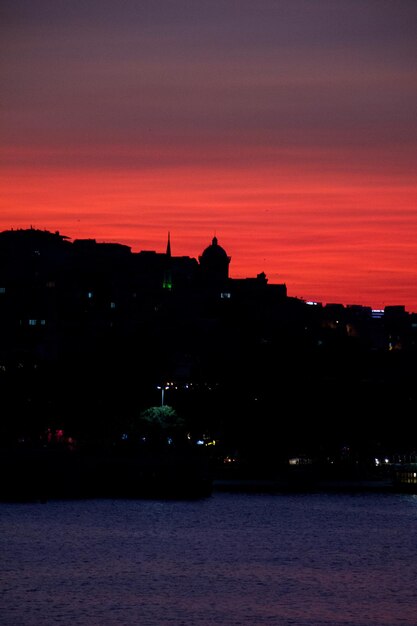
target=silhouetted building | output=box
[1,227,417,466]
[199,236,231,287]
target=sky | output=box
[1,0,417,312]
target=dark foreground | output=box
[2,444,414,501]
[0,445,213,501]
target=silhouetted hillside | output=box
[0,228,416,474]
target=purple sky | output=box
[1,0,417,310]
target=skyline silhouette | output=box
[1,224,417,499]
[2,225,415,315]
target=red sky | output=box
[1,0,417,312]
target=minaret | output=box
[162,231,173,290]
[166,231,171,258]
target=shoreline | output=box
[212,477,396,494]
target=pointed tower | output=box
[166,231,171,258]
[162,231,173,290]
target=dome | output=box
[199,237,231,283]
[200,237,229,261]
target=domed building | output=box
[199,237,231,285]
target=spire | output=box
[163,231,173,291]
[166,231,171,258]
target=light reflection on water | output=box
[1,492,417,625]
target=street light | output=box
[157,384,169,406]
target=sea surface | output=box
[1,491,417,626]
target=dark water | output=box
[1,491,417,626]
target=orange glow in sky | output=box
[1,1,417,312]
